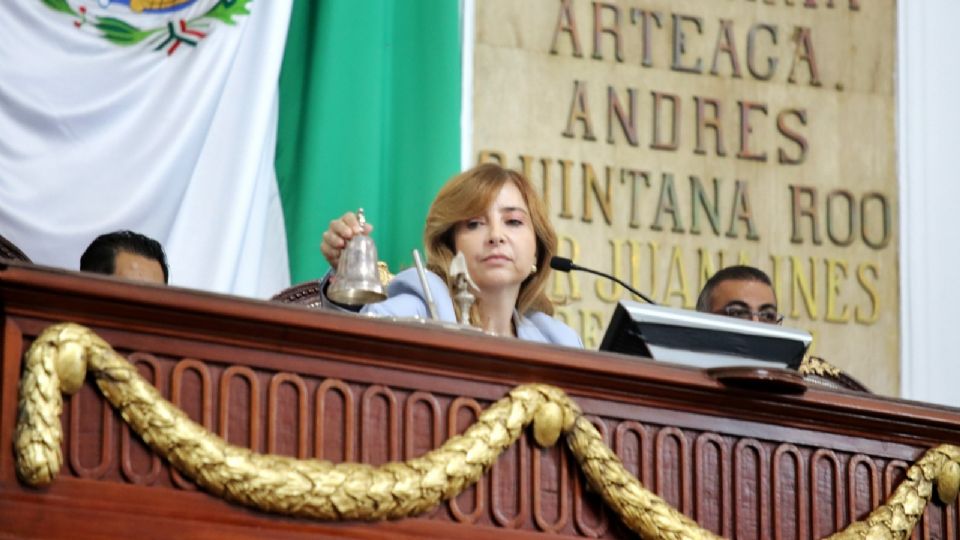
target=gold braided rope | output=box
[13,324,960,539]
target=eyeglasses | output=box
[718,306,784,324]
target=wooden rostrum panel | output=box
[1,262,959,539]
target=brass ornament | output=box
[532,401,563,447]
[798,354,843,378]
[937,459,960,504]
[376,261,394,286]
[14,323,960,540]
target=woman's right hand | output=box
[320,211,374,269]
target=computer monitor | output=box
[599,301,812,370]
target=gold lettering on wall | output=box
[824,258,851,323]
[563,80,597,141]
[582,164,614,225]
[790,256,818,320]
[549,0,583,58]
[473,0,898,394]
[663,246,694,308]
[855,262,880,324]
[552,235,582,301]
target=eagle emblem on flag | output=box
[40,0,251,55]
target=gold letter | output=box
[671,13,704,73]
[558,159,575,219]
[592,2,624,61]
[596,238,628,302]
[651,172,684,233]
[770,254,785,311]
[855,262,880,324]
[726,180,760,240]
[790,256,818,319]
[690,175,721,236]
[737,100,769,161]
[825,189,856,247]
[519,154,537,191]
[777,108,808,165]
[537,157,554,213]
[641,240,660,300]
[824,258,850,323]
[563,80,597,141]
[477,149,505,164]
[550,0,583,57]
[787,27,822,86]
[710,19,742,77]
[621,168,650,229]
[861,192,891,250]
[664,246,693,307]
[607,86,639,146]
[551,235,582,300]
[582,163,614,225]
[694,96,726,156]
[632,9,663,67]
[627,239,653,301]
[747,23,778,80]
[790,185,822,245]
[651,91,681,151]
[698,247,721,293]
[579,309,607,349]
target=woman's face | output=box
[452,181,538,296]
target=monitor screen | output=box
[599,301,812,370]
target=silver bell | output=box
[328,209,387,305]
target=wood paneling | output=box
[1,262,959,539]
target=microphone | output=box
[549,256,657,305]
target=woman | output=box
[321,163,581,347]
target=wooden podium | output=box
[1,261,958,539]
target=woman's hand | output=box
[320,211,374,269]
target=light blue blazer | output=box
[323,268,583,348]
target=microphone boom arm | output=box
[571,264,657,305]
[550,256,657,305]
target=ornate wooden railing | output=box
[2,261,960,539]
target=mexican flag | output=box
[0,0,462,297]
[276,0,462,285]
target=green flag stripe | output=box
[276,0,462,284]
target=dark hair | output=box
[696,265,773,312]
[80,230,169,283]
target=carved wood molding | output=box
[14,323,960,540]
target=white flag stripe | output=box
[0,0,292,297]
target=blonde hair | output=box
[424,163,557,319]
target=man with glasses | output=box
[696,265,783,324]
[696,265,869,392]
